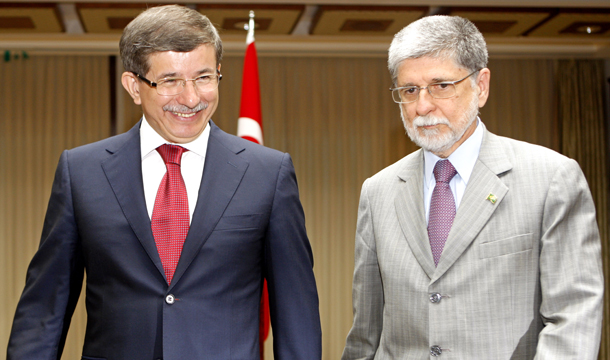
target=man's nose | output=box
[415,88,435,116]
[176,80,200,106]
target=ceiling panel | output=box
[77,3,147,33]
[0,3,63,33]
[528,9,610,37]
[1,2,609,57]
[198,4,304,35]
[311,6,426,36]
[449,8,552,36]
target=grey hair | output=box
[388,16,488,85]
[119,4,223,76]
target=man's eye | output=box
[434,83,451,90]
[161,79,179,86]
[195,75,212,83]
[403,87,418,95]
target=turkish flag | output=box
[237,41,263,145]
[237,29,270,360]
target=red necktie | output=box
[151,144,189,285]
[428,159,457,267]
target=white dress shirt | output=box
[423,119,484,224]
[140,116,209,223]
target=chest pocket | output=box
[479,233,534,259]
[213,214,263,231]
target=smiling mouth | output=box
[164,103,209,118]
[172,111,198,118]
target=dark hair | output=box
[119,4,223,76]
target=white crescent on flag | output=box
[236,11,270,360]
[237,117,263,144]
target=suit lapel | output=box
[170,122,249,289]
[432,129,512,281]
[395,150,437,279]
[101,121,166,279]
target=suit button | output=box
[430,345,442,356]
[165,294,175,304]
[429,293,442,303]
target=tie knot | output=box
[433,159,457,184]
[157,144,187,165]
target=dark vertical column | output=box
[109,55,117,136]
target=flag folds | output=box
[237,25,263,145]
[236,13,270,359]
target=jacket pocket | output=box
[213,214,263,231]
[82,356,106,360]
[479,233,534,259]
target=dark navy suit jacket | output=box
[7,121,322,360]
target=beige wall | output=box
[0,55,110,359]
[0,55,580,360]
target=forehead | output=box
[397,57,465,84]
[146,44,217,76]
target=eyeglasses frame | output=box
[390,69,481,104]
[132,70,223,96]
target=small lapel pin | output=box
[486,193,497,204]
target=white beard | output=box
[401,94,480,154]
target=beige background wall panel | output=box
[481,59,559,151]
[0,56,110,360]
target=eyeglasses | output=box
[133,71,222,96]
[390,69,480,104]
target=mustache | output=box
[163,102,208,113]
[412,115,450,128]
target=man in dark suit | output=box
[7,5,321,360]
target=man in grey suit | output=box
[342,15,603,359]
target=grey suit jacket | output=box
[342,124,604,360]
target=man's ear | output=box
[476,68,491,108]
[121,72,142,105]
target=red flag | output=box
[237,19,263,145]
[237,12,269,360]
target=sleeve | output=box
[263,153,322,360]
[341,179,384,360]
[535,158,604,359]
[7,151,84,360]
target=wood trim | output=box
[197,4,305,11]
[0,3,57,8]
[109,55,117,136]
[75,3,156,9]
[0,34,609,58]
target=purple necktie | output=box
[428,159,457,267]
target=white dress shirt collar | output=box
[424,118,484,189]
[139,116,209,222]
[140,115,210,160]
